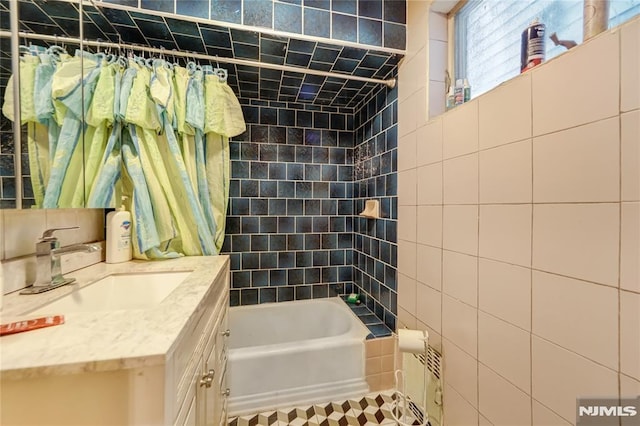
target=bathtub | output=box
[227,297,371,416]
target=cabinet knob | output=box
[221,388,230,397]
[221,329,230,337]
[199,369,215,388]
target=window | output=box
[454,0,640,98]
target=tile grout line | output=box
[530,67,535,424]
[475,90,481,421]
[617,27,623,405]
[438,94,446,421]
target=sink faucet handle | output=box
[40,227,79,240]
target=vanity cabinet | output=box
[174,277,229,426]
[0,258,230,426]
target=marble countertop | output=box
[0,256,229,381]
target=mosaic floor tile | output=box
[229,391,426,426]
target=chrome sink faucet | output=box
[20,227,101,295]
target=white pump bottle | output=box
[106,197,132,263]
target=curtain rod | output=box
[0,30,397,89]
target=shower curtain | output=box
[2,46,246,258]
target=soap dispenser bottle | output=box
[106,197,132,263]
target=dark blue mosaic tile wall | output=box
[100,0,407,50]
[351,80,398,332]
[2,1,402,109]
[0,123,33,209]
[224,85,397,331]
[224,99,358,307]
[0,33,21,208]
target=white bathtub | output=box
[227,297,371,416]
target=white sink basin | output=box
[28,271,192,315]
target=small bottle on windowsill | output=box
[445,87,455,111]
[454,79,464,106]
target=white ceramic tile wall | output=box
[620,290,640,380]
[478,414,493,426]
[532,401,572,426]
[621,374,640,398]
[478,74,532,150]
[397,273,416,315]
[416,281,442,332]
[478,312,531,393]
[419,320,442,353]
[44,210,80,248]
[533,118,620,203]
[416,243,442,290]
[77,210,105,243]
[429,38,448,119]
[532,203,620,286]
[0,211,4,261]
[479,140,532,204]
[478,259,531,331]
[442,205,478,255]
[398,205,417,242]
[406,0,429,58]
[398,132,417,172]
[531,29,619,136]
[416,119,443,166]
[621,110,640,201]
[429,80,446,118]
[621,20,640,112]
[3,210,48,260]
[443,338,478,407]
[621,376,640,426]
[479,364,532,426]
[417,163,443,205]
[427,10,447,120]
[398,87,427,137]
[620,202,640,293]
[442,294,477,357]
[416,205,442,247]
[444,384,479,426]
[443,101,479,159]
[398,11,640,426]
[442,250,477,307]
[479,414,493,426]
[398,45,427,105]
[397,240,417,280]
[532,337,618,422]
[443,153,478,204]
[398,306,416,330]
[398,169,417,206]
[1,209,104,261]
[428,11,447,42]
[532,271,618,369]
[479,204,531,267]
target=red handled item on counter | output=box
[0,315,65,336]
